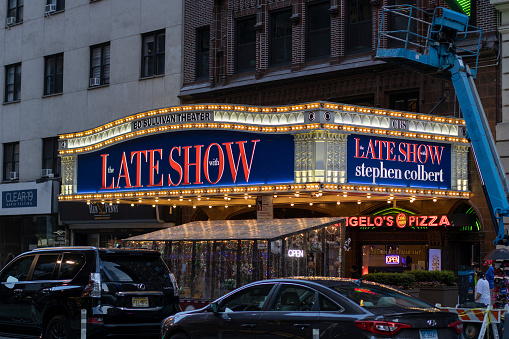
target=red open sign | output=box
[385,255,400,265]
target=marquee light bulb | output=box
[131,203,134,207]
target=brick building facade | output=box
[179,0,502,268]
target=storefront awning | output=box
[124,217,344,242]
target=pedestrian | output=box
[351,264,361,279]
[475,271,490,306]
[484,260,495,303]
[472,262,480,285]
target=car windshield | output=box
[100,253,171,283]
[332,282,436,312]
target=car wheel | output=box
[45,315,71,339]
[170,333,190,339]
[464,323,481,339]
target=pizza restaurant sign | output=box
[346,213,451,228]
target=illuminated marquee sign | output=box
[386,255,400,264]
[76,130,294,194]
[347,134,451,189]
[346,213,451,228]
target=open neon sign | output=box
[386,255,400,264]
[288,249,304,258]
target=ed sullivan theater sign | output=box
[58,103,469,199]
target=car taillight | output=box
[355,320,412,335]
[169,273,179,297]
[448,319,463,334]
[82,273,102,298]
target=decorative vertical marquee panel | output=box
[451,145,469,191]
[61,156,77,195]
[294,131,348,184]
[326,132,348,184]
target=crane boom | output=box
[376,6,509,244]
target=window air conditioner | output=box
[9,171,18,180]
[45,4,56,14]
[89,78,101,87]
[6,17,16,26]
[41,168,53,177]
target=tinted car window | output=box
[219,284,274,312]
[271,285,316,311]
[58,253,86,280]
[0,255,34,283]
[32,254,60,280]
[100,253,171,283]
[332,283,435,311]
[319,294,343,311]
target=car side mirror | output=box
[208,302,219,313]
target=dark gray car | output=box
[161,277,463,339]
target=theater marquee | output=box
[58,102,470,205]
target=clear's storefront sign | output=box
[347,134,451,189]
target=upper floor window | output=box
[42,137,61,178]
[390,92,419,112]
[90,43,110,87]
[347,0,372,53]
[306,1,330,60]
[3,142,19,181]
[7,0,23,24]
[46,0,64,13]
[5,63,21,103]
[142,30,165,78]
[235,16,256,72]
[270,9,292,66]
[44,53,63,95]
[196,27,210,79]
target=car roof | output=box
[266,277,395,290]
[29,247,160,255]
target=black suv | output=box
[0,247,181,338]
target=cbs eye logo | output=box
[308,112,316,122]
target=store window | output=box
[141,30,165,78]
[7,0,23,24]
[235,16,256,72]
[90,42,110,87]
[44,53,63,95]
[4,63,21,103]
[3,142,19,181]
[347,0,372,53]
[196,27,210,79]
[42,137,61,178]
[270,9,292,65]
[362,244,427,274]
[390,92,419,112]
[306,1,330,60]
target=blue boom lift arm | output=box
[376,6,509,244]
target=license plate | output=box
[420,329,438,339]
[132,297,149,307]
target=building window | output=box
[196,27,210,79]
[306,1,330,60]
[347,0,372,53]
[5,63,21,103]
[235,16,256,72]
[387,0,417,47]
[90,43,110,86]
[44,53,63,95]
[3,142,19,181]
[142,30,165,78]
[270,9,292,66]
[7,0,23,24]
[390,92,419,112]
[42,137,60,177]
[46,0,64,12]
